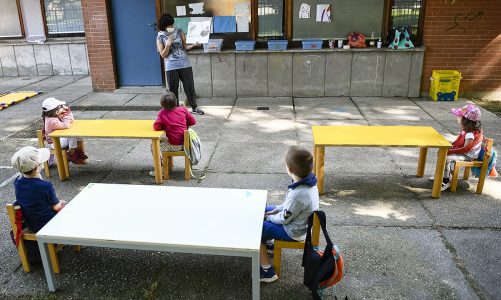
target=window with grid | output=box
[44,0,84,37]
[390,0,424,42]
[0,0,22,37]
[257,0,284,39]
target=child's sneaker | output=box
[260,266,278,283]
[265,239,274,255]
[67,151,86,165]
[441,181,451,192]
[75,148,88,160]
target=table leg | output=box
[38,240,57,292]
[53,137,67,181]
[416,147,428,177]
[251,253,260,300]
[151,138,163,184]
[317,146,325,195]
[432,148,448,199]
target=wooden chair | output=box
[273,212,321,277]
[451,138,494,194]
[162,130,191,180]
[36,130,69,178]
[7,204,74,273]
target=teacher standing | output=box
[156,14,204,115]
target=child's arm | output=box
[186,109,197,127]
[61,105,74,122]
[52,200,67,212]
[267,196,306,225]
[46,116,72,130]
[153,113,165,131]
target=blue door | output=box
[110,0,162,85]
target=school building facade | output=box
[0,0,500,100]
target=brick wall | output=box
[422,0,501,100]
[81,0,117,91]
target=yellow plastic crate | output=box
[429,70,461,101]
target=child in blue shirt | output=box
[11,146,66,232]
[260,146,320,282]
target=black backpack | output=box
[302,211,344,299]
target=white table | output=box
[37,183,267,299]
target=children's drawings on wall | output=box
[186,20,211,44]
[176,5,186,16]
[316,4,332,23]
[188,2,205,15]
[236,16,249,32]
[299,3,311,19]
[235,2,250,15]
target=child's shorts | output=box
[261,205,296,243]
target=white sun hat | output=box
[11,146,50,173]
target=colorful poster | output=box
[316,4,332,22]
[174,18,190,34]
[213,16,236,33]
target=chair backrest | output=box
[482,138,494,159]
[311,212,321,245]
[6,204,23,240]
[183,130,190,151]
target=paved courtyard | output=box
[1,76,500,299]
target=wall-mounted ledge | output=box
[0,38,89,77]
[190,46,425,54]
[0,37,86,46]
[189,47,425,98]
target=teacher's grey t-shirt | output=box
[157,29,191,71]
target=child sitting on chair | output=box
[260,145,319,282]
[42,97,87,165]
[153,91,196,152]
[11,146,66,233]
[440,104,483,191]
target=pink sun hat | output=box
[451,104,481,122]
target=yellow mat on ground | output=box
[0,91,41,110]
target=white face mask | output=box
[166,27,175,33]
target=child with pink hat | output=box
[436,104,483,191]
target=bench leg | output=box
[43,161,51,178]
[432,148,448,198]
[416,147,428,177]
[162,155,170,180]
[72,245,81,252]
[47,243,60,274]
[274,247,282,277]
[184,156,191,181]
[463,167,471,180]
[18,240,31,272]
[450,165,460,192]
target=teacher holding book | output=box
[156,14,204,115]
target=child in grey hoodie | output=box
[260,146,320,282]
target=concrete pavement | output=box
[0,75,500,299]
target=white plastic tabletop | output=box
[37,183,267,252]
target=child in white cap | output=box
[11,146,66,232]
[42,97,87,164]
[438,104,483,191]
